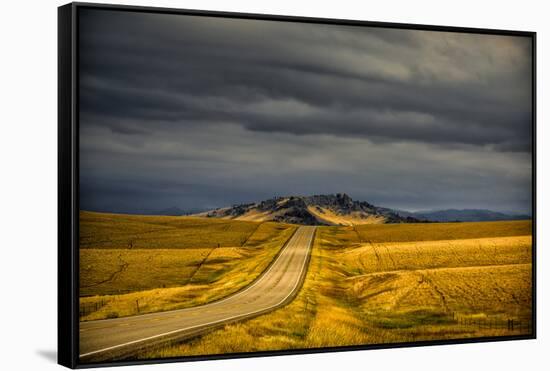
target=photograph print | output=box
[76,6,534,364]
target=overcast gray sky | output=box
[79,8,533,214]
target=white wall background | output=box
[0,0,546,369]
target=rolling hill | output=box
[196,193,419,226]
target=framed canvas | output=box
[58,2,536,368]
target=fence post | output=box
[136,299,140,313]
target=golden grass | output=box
[80,248,236,296]
[349,264,531,315]
[354,220,532,243]
[340,236,532,274]
[79,213,297,321]
[80,211,261,249]
[139,220,532,359]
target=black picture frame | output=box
[58,2,537,368]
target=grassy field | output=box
[79,212,296,321]
[140,220,532,359]
[353,220,532,243]
[80,211,263,249]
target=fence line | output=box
[79,299,107,317]
[450,312,532,332]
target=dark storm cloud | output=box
[80,10,532,151]
[79,9,532,213]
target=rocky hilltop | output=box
[196,193,419,226]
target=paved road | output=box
[80,226,316,362]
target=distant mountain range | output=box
[394,208,531,222]
[195,193,419,226]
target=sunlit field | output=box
[140,220,532,358]
[79,212,296,321]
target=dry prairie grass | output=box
[140,220,532,359]
[80,211,261,249]
[349,264,531,315]
[354,220,531,243]
[340,235,532,274]
[79,213,296,320]
[80,248,243,296]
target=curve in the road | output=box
[79,225,316,362]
